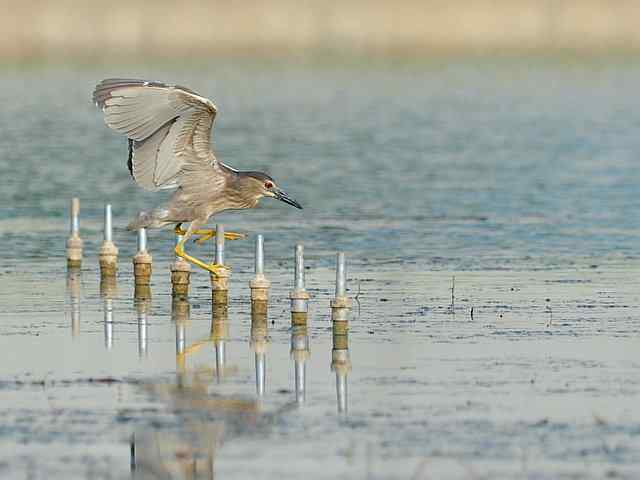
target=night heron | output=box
[93,78,302,276]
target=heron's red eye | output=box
[265,181,274,189]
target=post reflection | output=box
[103,297,114,350]
[173,298,190,387]
[101,276,117,350]
[66,267,81,338]
[211,304,229,382]
[250,304,269,397]
[135,298,150,358]
[331,321,351,414]
[290,323,309,405]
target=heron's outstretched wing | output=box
[93,78,222,192]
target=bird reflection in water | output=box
[129,295,351,477]
[131,300,256,478]
[174,301,236,387]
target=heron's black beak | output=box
[273,188,302,209]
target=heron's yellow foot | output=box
[175,245,232,276]
[193,231,214,245]
[208,263,231,277]
[225,231,246,240]
[183,338,211,356]
[193,230,246,245]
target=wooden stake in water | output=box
[99,204,119,278]
[331,252,352,322]
[211,224,230,305]
[133,228,152,299]
[289,244,310,323]
[171,232,191,299]
[66,198,83,268]
[249,234,271,315]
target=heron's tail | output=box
[127,211,154,231]
[127,208,173,231]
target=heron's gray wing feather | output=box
[103,88,189,141]
[129,122,175,190]
[93,78,220,192]
[177,154,228,206]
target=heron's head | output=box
[240,172,302,209]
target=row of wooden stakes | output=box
[65,199,353,323]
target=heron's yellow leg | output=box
[174,225,246,244]
[175,241,230,277]
[192,230,246,245]
[177,335,214,372]
[183,339,211,356]
[176,352,186,373]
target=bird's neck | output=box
[224,180,260,210]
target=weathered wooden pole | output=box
[133,228,152,299]
[99,204,118,278]
[211,224,229,305]
[66,198,83,268]
[170,232,191,299]
[249,234,271,316]
[289,244,310,325]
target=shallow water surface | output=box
[0,61,639,478]
[1,262,638,479]
[1,61,639,269]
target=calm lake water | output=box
[0,60,639,479]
